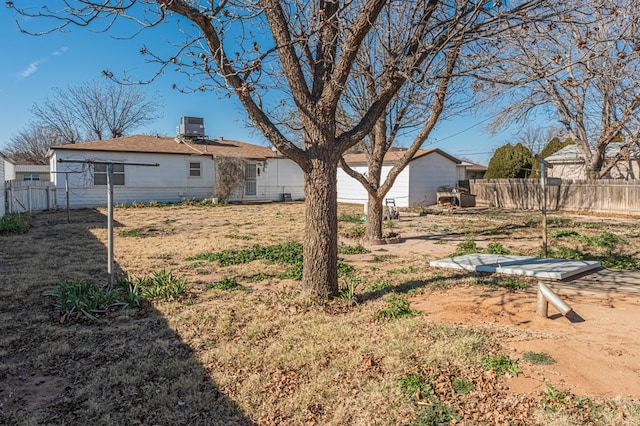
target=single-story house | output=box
[545,143,640,180]
[13,164,51,182]
[49,135,305,208]
[456,161,487,182]
[3,155,16,181]
[0,152,7,217]
[337,148,461,207]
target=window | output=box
[23,174,40,181]
[189,162,201,177]
[245,163,257,196]
[94,163,125,186]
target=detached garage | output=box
[338,148,461,208]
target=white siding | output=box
[4,159,15,181]
[259,158,305,201]
[337,164,411,207]
[50,150,305,208]
[408,153,458,206]
[0,155,5,217]
[337,152,458,208]
[52,150,215,208]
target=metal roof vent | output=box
[178,116,205,139]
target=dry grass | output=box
[1,203,639,425]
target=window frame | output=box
[94,163,125,186]
[189,161,202,178]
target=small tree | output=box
[215,157,245,202]
[485,143,534,179]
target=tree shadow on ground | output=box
[0,209,253,425]
[358,272,477,303]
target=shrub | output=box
[0,212,30,234]
[44,279,122,321]
[138,270,187,300]
[485,143,534,179]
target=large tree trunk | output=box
[365,119,386,240]
[302,157,339,299]
[366,192,384,240]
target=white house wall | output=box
[259,158,305,201]
[408,153,458,206]
[337,164,411,207]
[52,151,215,208]
[51,150,305,208]
[0,155,5,217]
[4,159,15,181]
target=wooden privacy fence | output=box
[469,179,640,215]
[5,181,56,213]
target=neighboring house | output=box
[545,143,640,180]
[0,152,7,217]
[48,134,305,208]
[337,148,461,208]
[3,155,16,181]
[456,161,487,182]
[14,164,51,182]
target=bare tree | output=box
[338,2,555,240]
[4,123,62,164]
[214,157,245,202]
[32,79,161,143]
[482,0,640,178]
[11,0,548,299]
[517,125,563,155]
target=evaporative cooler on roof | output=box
[179,116,205,138]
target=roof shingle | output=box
[50,135,278,160]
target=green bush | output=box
[485,143,534,179]
[44,279,125,321]
[138,270,187,300]
[0,212,30,234]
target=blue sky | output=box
[0,7,509,166]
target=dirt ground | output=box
[413,287,640,399]
[363,211,640,400]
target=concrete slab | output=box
[429,254,601,280]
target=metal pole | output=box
[541,162,548,258]
[537,281,573,317]
[107,164,114,287]
[65,172,70,224]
